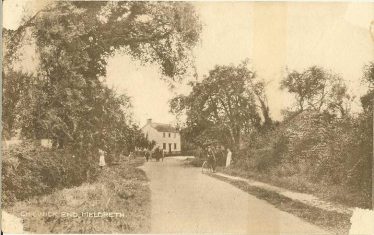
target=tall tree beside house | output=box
[3,1,201,155]
[170,62,271,155]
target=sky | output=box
[3,1,374,126]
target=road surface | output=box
[142,157,328,234]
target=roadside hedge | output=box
[234,111,372,208]
[2,141,99,207]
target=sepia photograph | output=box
[1,1,374,234]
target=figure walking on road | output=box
[207,146,216,173]
[145,149,150,162]
[155,147,162,161]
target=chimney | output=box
[147,118,152,125]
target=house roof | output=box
[151,123,178,133]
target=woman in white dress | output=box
[226,148,232,167]
[99,149,106,169]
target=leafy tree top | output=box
[170,62,268,151]
[281,66,353,117]
[5,1,201,81]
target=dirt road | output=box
[142,157,329,234]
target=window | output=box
[163,132,165,138]
[174,133,176,138]
[174,143,177,150]
[163,143,166,150]
[168,132,171,137]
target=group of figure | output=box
[144,147,165,162]
[206,145,232,173]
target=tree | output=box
[7,1,201,80]
[327,81,354,117]
[281,66,328,112]
[361,62,374,112]
[250,78,273,128]
[171,63,266,154]
[2,70,34,139]
[281,66,353,117]
[363,62,374,87]
[3,1,201,155]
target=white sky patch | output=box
[105,54,179,127]
[3,0,28,30]
[3,0,51,30]
[344,2,374,29]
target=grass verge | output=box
[220,166,369,209]
[210,173,352,235]
[6,158,151,233]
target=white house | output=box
[141,119,181,154]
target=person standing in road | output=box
[207,146,217,173]
[161,149,165,162]
[128,151,135,162]
[155,147,161,161]
[145,149,150,162]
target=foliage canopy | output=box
[171,62,271,154]
[3,1,201,156]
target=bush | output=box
[2,141,99,207]
[234,111,372,208]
